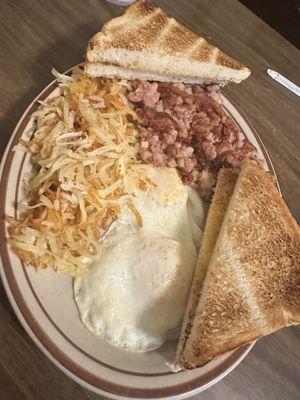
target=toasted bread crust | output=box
[178,160,300,368]
[173,169,237,369]
[86,0,251,84]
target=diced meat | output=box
[152,152,165,167]
[137,108,179,132]
[148,135,162,153]
[201,141,218,161]
[157,83,187,109]
[127,81,160,107]
[162,129,178,145]
[140,149,153,163]
[127,80,260,200]
[173,104,197,130]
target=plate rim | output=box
[0,67,278,399]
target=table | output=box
[0,0,299,399]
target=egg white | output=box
[74,166,204,352]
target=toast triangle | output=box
[172,169,238,371]
[177,160,300,368]
[86,0,251,85]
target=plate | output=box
[0,70,277,400]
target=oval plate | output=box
[0,71,277,400]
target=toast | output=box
[85,0,251,85]
[175,160,300,369]
[172,169,238,371]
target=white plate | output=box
[0,71,277,399]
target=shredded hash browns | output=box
[8,67,139,277]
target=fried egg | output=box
[74,166,204,352]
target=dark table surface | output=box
[0,0,299,399]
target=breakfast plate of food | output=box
[0,1,299,399]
